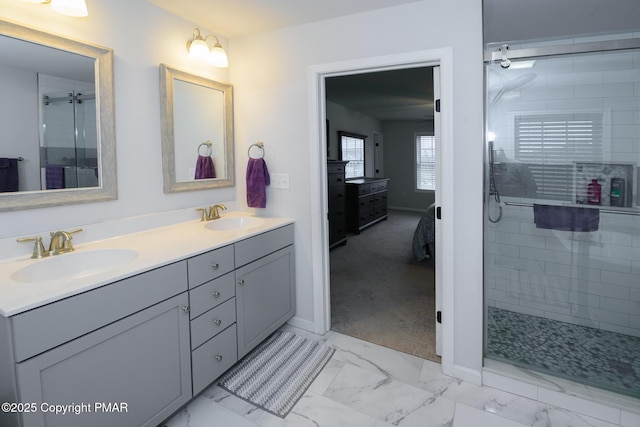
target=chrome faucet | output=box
[196,203,227,221]
[17,228,83,259]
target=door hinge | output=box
[436,206,441,220]
[437,311,442,324]
[435,99,441,113]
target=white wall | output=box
[0,65,39,191]
[0,0,233,238]
[230,0,484,378]
[0,0,485,380]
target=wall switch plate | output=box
[270,173,290,189]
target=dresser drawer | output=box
[357,183,371,196]
[188,245,234,288]
[191,324,237,395]
[327,163,346,174]
[189,272,235,319]
[191,298,236,350]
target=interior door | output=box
[433,66,442,357]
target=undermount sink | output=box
[11,248,139,284]
[205,216,264,232]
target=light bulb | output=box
[208,45,228,68]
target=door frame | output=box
[307,48,455,376]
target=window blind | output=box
[416,134,435,190]
[514,113,603,200]
[341,135,365,178]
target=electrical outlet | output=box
[270,173,290,189]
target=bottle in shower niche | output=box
[587,179,601,205]
[610,177,625,207]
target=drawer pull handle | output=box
[182,306,190,313]
[211,263,220,269]
[212,291,221,298]
[214,319,222,326]
[215,355,223,362]
[238,279,245,285]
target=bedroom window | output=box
[514,113,604,200]
[339,131,366,179]
[416,133,435,191]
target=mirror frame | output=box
[0,19,117,212]
[159,64,234,193]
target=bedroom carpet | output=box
[329,209,439,362]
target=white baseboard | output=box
[287,316,315,332]
[453,364,482,385]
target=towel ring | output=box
[198,141,213,157]
[248,141,265,159]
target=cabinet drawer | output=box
[188,245,235,288]
[234,224,293,268]
[191,324,237,395]
[356,183,371,195]
[188,272,235,319]
[190,298,236,350]
[327,163,346,174]
[11,261,187,362]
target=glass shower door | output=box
[484,46,640,398]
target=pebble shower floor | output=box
[486,307,640,398]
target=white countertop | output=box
[0,211,293,317]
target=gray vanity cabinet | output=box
[16,294,191,427]
[235,225,295,358]
[0,261,191,427]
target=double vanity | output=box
[0,213,295,427]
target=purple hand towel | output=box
[246,158,270,208]
[45,164,65,189]
[0,158,19,192]
[533,204,599,232]
[195,155,216,179]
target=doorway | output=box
[324,65,440,362]
[308,49,454,375]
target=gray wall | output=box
[326,100,381,177]
[382,120,434,211]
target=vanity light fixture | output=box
[187,28,229,68]
[19,0,88,17]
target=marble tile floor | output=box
[164,325,635,427]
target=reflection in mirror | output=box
[160,64,234,193]
[0,19,116,212]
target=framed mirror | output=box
[0,19,117,212]
[159,64,234,193]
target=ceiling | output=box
[326,67,434,122]
[146,0,423,38]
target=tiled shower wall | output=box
[486,39,640,337]
[486,205,640,337]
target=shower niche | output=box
[573,162,635,208]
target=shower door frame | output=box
[483,34,640,386]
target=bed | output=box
[412,203,436,261]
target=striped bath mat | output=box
[218,331,335,417]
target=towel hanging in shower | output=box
[533,204,599,232]
[45,164,65,189]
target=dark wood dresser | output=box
[327,160,349,248]
[345,177,390,233]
